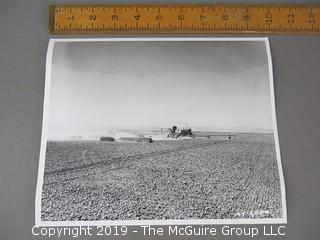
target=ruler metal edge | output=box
[49,4,320,34]
[49,5,56,33]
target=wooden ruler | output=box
[49,5,320,34]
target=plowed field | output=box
[41,133,282,221]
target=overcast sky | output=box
[47,40,274,139]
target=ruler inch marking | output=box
[49,4,320,34]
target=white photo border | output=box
[35,37,287,226]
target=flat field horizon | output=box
[41,132,282,221]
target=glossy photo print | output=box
[36,38,287,226]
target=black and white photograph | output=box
[36,38,287,225]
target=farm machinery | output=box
[161,125,237,140]
[161,125,194,139]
